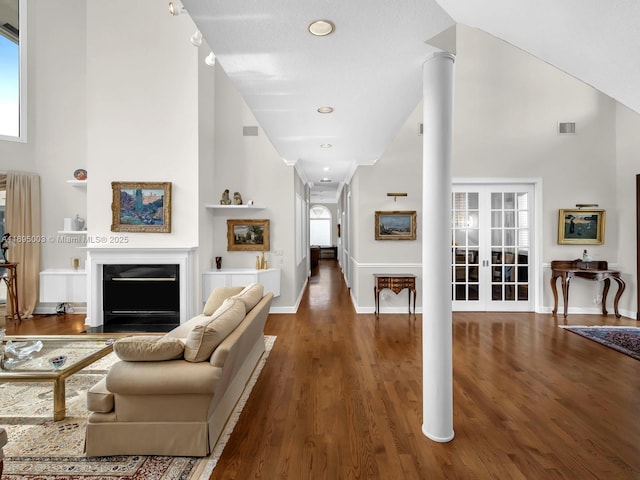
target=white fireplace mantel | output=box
[85,246,197,328]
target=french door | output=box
[451,183,534,311]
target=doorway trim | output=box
[453,177,543,312]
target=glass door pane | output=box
[489,190,531,307]
[451,192,481,306]
[452,184,534,312]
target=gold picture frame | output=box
[227,219,270,251]
[557,209,605,245]
[111,182,172,233]
[375,210,417,240]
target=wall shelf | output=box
[205,204,265,210]
[57,230,87,235]
[66,179,88,187]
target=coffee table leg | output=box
[53,378,66,421]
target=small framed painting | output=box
[111,182,171,233]
[227,219,270,251]
[375,211,417,240]
[557,209,605,244]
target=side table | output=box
[373,274,417,319]
[1,263,21,321]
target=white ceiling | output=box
[181,0,640,203]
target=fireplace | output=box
[85,246,197,331]
[103,264,179,332]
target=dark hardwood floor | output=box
[4,260,639,479]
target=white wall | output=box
[85,0,201,248]
[615,104,640,317]
[0,0,88,271]
[212,67,301,310]
[347,24,626,315]
[350,103,424,313]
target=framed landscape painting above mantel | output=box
[557,208,605,245]
[375,211,417,240]
[111,182,172,233]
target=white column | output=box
[422,51,455,443]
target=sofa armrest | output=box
[105,359,221,395]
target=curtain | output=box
[6,172,41,318]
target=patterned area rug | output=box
[560,326,640,361]
[0,335,276,479]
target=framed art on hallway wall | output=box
[374,211,417,240]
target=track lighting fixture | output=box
[190,30,203,47]
[205,52,216,66]
[168,1,186,16]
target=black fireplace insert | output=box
[103,264,180,332]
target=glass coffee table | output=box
[0,335,115,421]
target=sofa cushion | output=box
[230,283,264,311]
[87,378,114,413]
[202,286,244,316]
[113,336,185,362]
[184,298,246,362]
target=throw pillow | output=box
[184,297,247,362]
[113,335,185,362]
[202,285,244,316]
[230,283,264,311]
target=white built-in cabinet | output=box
[40,269,87,303]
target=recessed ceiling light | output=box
[320,178,332,183]
[320,143,332,148]
[323,167,331,172]
[308,20,335,37]
[317,106,334,114]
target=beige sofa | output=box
[85,283,273,457]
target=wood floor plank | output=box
[4,260,640,479]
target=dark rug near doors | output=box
[560,325,640,361]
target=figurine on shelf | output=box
[233,192,243,205]
[215,256,222,270]
[73,214,86,231]
[220,189,231,205]
[1,233,10,263]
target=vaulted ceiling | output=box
[181,0,640,202]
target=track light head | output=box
[168,2,186,16]
[190,30,203,47]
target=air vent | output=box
[243,126,259,136]
[558,122,576,135]
[418,123,424,136]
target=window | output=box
[0,0,26,142]
[310,205,332,246]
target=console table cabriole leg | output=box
[562,276,571,318]
[413,288,417,320]
[602,278,611,316]
[613,278,626,318]
[551,276,559,316]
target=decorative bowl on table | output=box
[49,355,67,370]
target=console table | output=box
[550,259,626,318]
[373,274,416,319]
[0,263,21,321]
